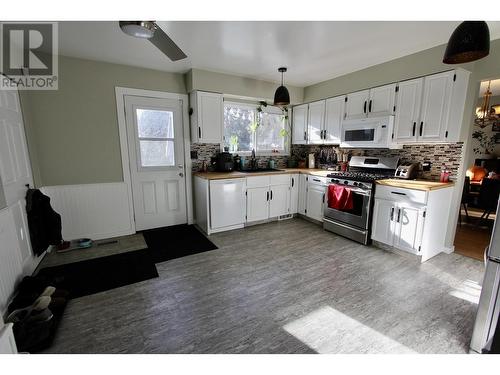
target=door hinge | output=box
[453,73,457,82]
[445,130,448,138]
[395,86,399,92]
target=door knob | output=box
[179,172,184,177]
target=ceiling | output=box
[479,78,500,97]
[56,21,500,87]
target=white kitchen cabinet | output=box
[306,179,326,222]
[246,186,269,222]
[371,183,454,262]
[269,184,290,218]
[190,90,223,143]
[289,174,299,214]
[345,89,369,120]
[368,83,397,117]
[210,179,246,229]
[298,174,308,215]
[419,71,454,142]
[393,78,423,143]
[324,96,344,144]
[292,104,308,144]
[307,100,326,144]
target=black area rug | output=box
[37,249,159,299]
[142,224,218,263]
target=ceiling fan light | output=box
[119,21,156,39]
[443,21,490,64]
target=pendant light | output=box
[274,67,290,107]
[475,80,497,126]
[443,21,490,64]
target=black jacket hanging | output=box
[26,189,63,256]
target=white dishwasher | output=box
[209,179,246,229]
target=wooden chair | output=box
[476,178,500,226]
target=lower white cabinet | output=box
[246,186,269,222]
[246,175,291,223]
[371,183,454,262]
[372,199,425,255]
[305,178,327,222]
[269,184,290,218]
[210,179,246,229]
[289,174,299,214]
[298,174,308,215]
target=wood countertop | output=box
[376,179,454,191]
[194,168,331,180]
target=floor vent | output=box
[278,214,293,221]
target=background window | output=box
[257,112,286,152]
[223,104,255,153]
[136,108,175,167]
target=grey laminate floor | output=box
[41,218,484,354]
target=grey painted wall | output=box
[20,55,187,187]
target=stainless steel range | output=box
[323,156,399,245]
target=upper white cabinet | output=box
[292,104,308,144]
[345,89,369,120]
[393,69,469,144]
[324,96,344,144]
[307,100,326,144]
[368,83,397,117]
[190,91,223,143]
[393,78,423,143]
[345,84,396,120]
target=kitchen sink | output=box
[242,168,285,173]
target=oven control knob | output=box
[344,180,349,185]
[353,182,358,186]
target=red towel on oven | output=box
[328,185,354,211]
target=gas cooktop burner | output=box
[326,171,393,183]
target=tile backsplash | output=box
[190,142,464,180]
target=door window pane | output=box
[223,104,255,152]
[139,140,175,167]
[257,112,286,151]
[136,109,174,138]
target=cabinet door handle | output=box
[304,131,307,141]
[313,178,321,182]
[368,99,372,113]
[270,190,273,200]
[397,208,401,223]
[291,177,294,188]
[363,100,367,114]
[390,207,395,221]
[198,127,202,139]
[267,191,269,201]
[391,191,406,196]
[412,122,416,136]
[419,121,423,137]
[322,193,325,203]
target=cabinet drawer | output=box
[246,176,271,188]
[307,176,328,186]
[374,185,427,205]
[270,174,290,186]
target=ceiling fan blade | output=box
[149,24,187,61]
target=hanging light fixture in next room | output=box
[274,67,290,107]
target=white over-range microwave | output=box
[340,115,394,148]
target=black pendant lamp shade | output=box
[443,21,490,64]
[274,67,290,107]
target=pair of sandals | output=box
[6,286,56,325]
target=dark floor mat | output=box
[37,249,158,299]
[142,224,218,263]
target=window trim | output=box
[222,101,290,156]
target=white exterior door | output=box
[269,184,290,218]
[124,95,187,231]
[368,83,397,117]
[371,199,396,246]
[307,100,325,144]
[394,78,423,143]
[419,71,453,142]
[246,187,269,222]
[345,90,369,120]
[292,104,308,144]
[0,88,35,272]
[324,96,344,144]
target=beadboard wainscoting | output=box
[0,208,23,314]
[41,182,135,241]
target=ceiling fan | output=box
[119,21,187,61]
